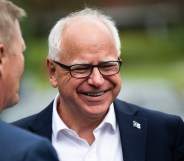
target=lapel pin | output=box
[133,121,141,129]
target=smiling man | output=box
[13,8,184,161]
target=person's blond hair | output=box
[0,0,26,48]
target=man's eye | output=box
[100,64,116,69]
[71,66,89,73]
[100,62,119,71]
[101,64,114,68]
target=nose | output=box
[87,67,104,87]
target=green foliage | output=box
[119,25,184,90]
[24,38,49,86]
[120,25,184,65]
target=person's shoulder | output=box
[0,120,59,161]
[1,119,43,141]
[12,112,37,127]
[114,99,184,139]
[114,99,183,123]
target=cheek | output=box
[16,54,24,75]
[57,75,74,91]
[18,59,24,78]
[116,75,122,87]
[20,59,24,74]
[20,54,25,67]
[22,56,25,68]
[108,73,121,83]
[111,75,122,94]
[58,77,84,97]
[117,75,122,88]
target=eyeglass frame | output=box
[53,57,122,79]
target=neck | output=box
[57,101,105,145]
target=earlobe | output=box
[47,58,58,88]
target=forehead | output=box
[60,18,117,62]
[63,17,113,41]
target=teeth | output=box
[87,92,104,97]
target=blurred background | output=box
[0,0,184,122]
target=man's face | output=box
[0,20,25,110]
[48,20,121,121]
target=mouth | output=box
[82,91,105,97]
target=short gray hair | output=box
[48,8,121,60]
[0,0,26,48]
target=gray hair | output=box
[48,8,121,60]
[0,0,26,48]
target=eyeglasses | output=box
[53,58,122,79]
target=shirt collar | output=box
[95,103,117,134]
[52,93,69,140]
[52,94,117,139]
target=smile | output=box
[84,91,105,97]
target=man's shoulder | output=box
[0,120,47,151]
[114,99,183,123]
[114,99,184,140]
[1,120,45,142]
[12,112,38,128]
[0,120,58,161]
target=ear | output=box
[0,44,5,77]
[0,44,5,61]
[47,57,58,88]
